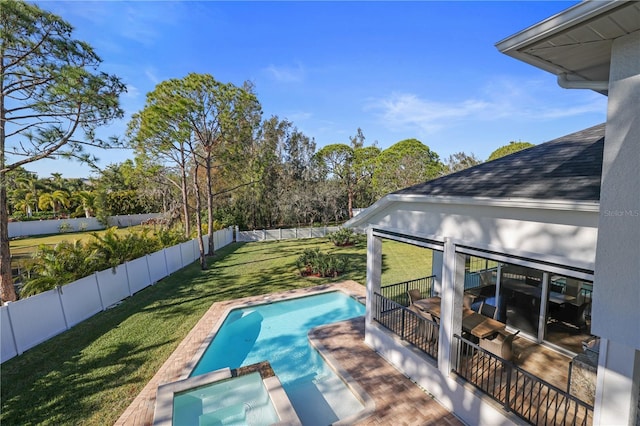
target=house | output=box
[345,1,639,425]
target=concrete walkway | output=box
[116,281,462,425]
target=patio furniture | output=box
[549,301,591,330]
[479,330,520,362]
[479,301,497,319]
[407,289,423,305]
[409,304,438,343]
[412,297,441,313]
[423,302,505,340]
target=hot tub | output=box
[153,362,301,425]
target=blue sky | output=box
[30,0,607,178]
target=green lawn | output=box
[9,226,144,262]
[0,237,432,425]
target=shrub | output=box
[296,247,350,278]
[58,222,74,233]
[327,227,362,247]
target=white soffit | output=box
[496,1,640,94]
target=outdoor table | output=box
[414,297,505,339]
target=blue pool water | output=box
[173,372,280,425]
[190,291,366,425]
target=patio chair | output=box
[407,289,423,305]
[408,305,436,343]
[479,301,498,319]
[480,330,520,362]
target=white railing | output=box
[0,227,234,363]
[236,226,340,242]
[8,213,162,238]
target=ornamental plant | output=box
[296,247,349,278]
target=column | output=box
[365,228,382,327]
[592,30,640,425]
[431,250,443,296]
[438,238,465,374]
[593,340,640,425]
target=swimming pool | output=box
[189,291,367,425]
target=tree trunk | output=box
[0,172,17,302]
[180,162,191,238]
[192,158,207,270]
[205,153,214,257]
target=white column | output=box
[438,238,465,374]
[431,249,444,296]
[593,339,640,425]
[365,228,382,328]
[592,31,640,425]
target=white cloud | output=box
[366,76,607,136]
[265,63,305,83]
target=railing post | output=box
[400,306,406,340]
[504,362,513,412]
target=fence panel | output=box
[96,266,130,308]
[164,245,183,274]
[9,289,67,354]
[179,240,196,266]
[59,274,103,327]
[1,307,17,362]
[236,226,340,242]
[126,257,152,294]
[147,250,168,283]
[8,213,161,238]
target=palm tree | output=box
[14,193,37,217]
[38,190,71,216]
[73,190,96,218]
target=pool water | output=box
[190,291,366,425]
[173,372,279,425]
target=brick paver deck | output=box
[116,281,462,425]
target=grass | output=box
[0,237,431,425]
[9,226,144,262]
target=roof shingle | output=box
[393,124,605,202]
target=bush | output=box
[327,227,362,247]
[19,226,189,298]
[296,247,349,278]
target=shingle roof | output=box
[393,124,605,202]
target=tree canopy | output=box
[372,138,444,197]
[1,0,126,302]
[487,141,535,161]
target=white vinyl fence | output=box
[0,227,234,363]
[236,226,340,242]
[8,213,161,238]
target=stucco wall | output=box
[362,200,599,270]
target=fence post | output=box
[295,228,298,239]
[4,303,20,357]
[56,286,70,331]
[263,229,267,241]
[279,228,282,240]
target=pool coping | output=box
[115,281,369,426]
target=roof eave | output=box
[495,0,622,57]
[344,194,599,229]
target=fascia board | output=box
[495,0,622,55]
[344,194,599,228]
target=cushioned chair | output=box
[479,301,498,319]
[407,289,423,305]
[480,330,520,362]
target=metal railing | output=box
[379,276,435,307]
[373,292,438,360]
[454,335,593,426]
